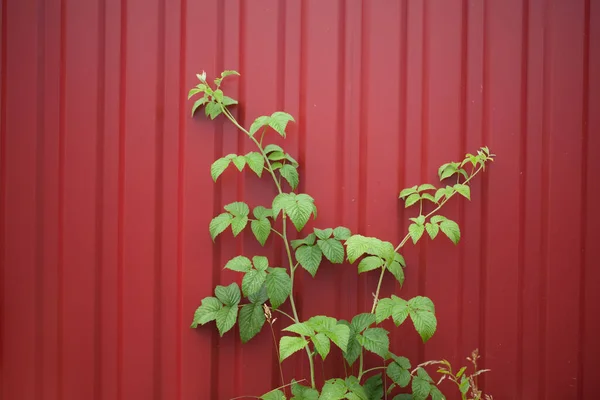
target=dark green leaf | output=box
[251,219,271,246]
[325,324,350,352]
[351,313,376,333]
[215,305,238,336]
[239,303,266,343]
[312,332,331,360]
[283,322,315,337]
[408,296,437,342]
[387,361,411,388]
[291,381,320,400]
[242,270,267,297]
[306,315,337,332]
[358,328,389,358]
[214,283,241,306]
[252,256,269,271]
[375,298,394,324]
[291,233,317,249]
[295,245,323,277]
[386,261,405,285]
[248,285,269,304]
[411,369,432,400]
[317,238,345,264]
[319,378,347,400]
[191,297,222,328]
[430,386,445,400]
[265,268,291,309]
[363,374,383,400]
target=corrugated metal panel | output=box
[1,1,598,399]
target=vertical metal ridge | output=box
[57,1,67,398]
[298,0,307,191]
[154,0,166,397]
[357,0,369,311]
[176,1,187,398]
[456,0,469,355]
[0,0,7,393]
[397,0,408,241]
[210,2,225,396]
[94,1,107,399]
[333,0,346,317]
[516,0,530,396]
[538,1,551,397]
[116,1,128,399]
[478,0,490,386]
[417,0,429,301]
[577,1,591,397]
[34,0,46,398]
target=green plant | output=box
[189,70,495,400]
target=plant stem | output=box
[358,350,364,379]
[268,322,286,390]
[221,106,316,389]
[360,366,387,376]
[369,165,485,314]
[273,308,296,323]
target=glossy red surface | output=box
[1,1,599,399]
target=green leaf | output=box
[325,324,350,352]
[242,270,267,297]
[215,305,238,336]
[287,194,317,231]
[213,89,224,103]
[434,188,446,203]
[430,386,445,400]
[358,328,389,358]
[386,261,405,285]
[418,183,436,191]
[394,253,406,266]
[399,185,418,199]
[295,245,323,277]
[391,297,410,327]
[191,297,221,328]
[392,396,413,400]
[251,219,271,246]
[430,215,447,224]
[283,322,315,337]
[358,256,384,273]
[209,213,233,240]
[252,206,272,219]
[268,151,287,161]
[224,255,252,272]
[252,256,269,271]
[404,193,421,208]
[439,219,460,244]
[333,226,351,240]
[363,374,383,400]
[453,183,471,200]
[317,238,345,264]
[291,382,320,400]
[232,155,246,171]
[210,157,231,181]
[319,379,347,400]
[224,201,249,217]
[188,87,202,99]
[248,285,269,304]
[191,97,208,116]
[459,375,470,394]
[249,115,270,136]
[375,298,394,324]
[272,193,294,219]
[387,361,411,388]
[265,268,291,308]
[239,302,266,343]
[411,369,433,400]
[280,164,299,190]
[408,297,437,342]
[291,233,317,249]
[261,389,286,400]
[351,313,376,333]
[312,333,331,360]
[264,144,284,154]
[222,96,238,106]
[244,152,265,177]
[408,223,425,244]
[314,228,333,240]
[344,376,369,400]
[205,101,222,119]
[279,336,308,362]
[269,111,295,138]
[345,235,383,263]
[285,153,299,167]
[215,283,241,306]
[425,223,439,240]
[231,215,248,236]
[420,193,436,203]
[306,315,337,332]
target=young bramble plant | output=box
[189,70,495,400]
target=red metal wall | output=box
[1,0,599,399]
